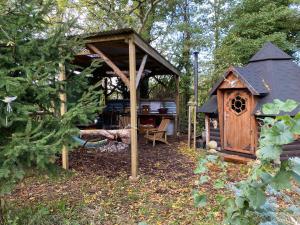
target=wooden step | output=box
[222,154,253,164]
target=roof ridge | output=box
[249,42,292,63]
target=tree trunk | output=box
[0,198,4,224]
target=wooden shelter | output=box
[63,28,180,179]
[199,42,300,159]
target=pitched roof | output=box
[247,58,300,116]
[75,28,180,76]
[198,95,218,114]
[199,42,300,116]
[209,66,269,96]
[249,42,292,62]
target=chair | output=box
[144,118,170,147]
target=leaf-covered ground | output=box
[4,137,299,224]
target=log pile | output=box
[80,129,131,145]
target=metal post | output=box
[193,51,199,107]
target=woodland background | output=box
[0,1,300,224]
[63,0,300,128]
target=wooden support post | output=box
[205,114,210,149]
[136,54,148,88]
[188,101,192,148]
[59,62,68,170]
[86,44,130,88]
[104,78,108,105]
[129,37,138,180]
[175,75,180,137]
[193,103,197,150]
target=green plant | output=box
[0,1,102,222]
[193,154,229,208]
[224,99,300,224]
[194,99,300,224]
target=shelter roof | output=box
[74,28,180,76]
[198,95,218,114]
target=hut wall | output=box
[208,114,221,147]
[281,139,300,160]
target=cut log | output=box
[222,154,252,164]
[80,129,131,144]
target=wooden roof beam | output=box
[136,54,148,88]
[86,44,130,88]
[132,33,180,76]
[85,35,128,44]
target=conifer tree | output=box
[0,0,101,207]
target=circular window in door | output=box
[230,95,247,115]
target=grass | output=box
[3,140,299,225]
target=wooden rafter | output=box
[86,44,130,88]
[133,33,180,76]
[136,54,148,88]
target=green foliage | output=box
[3,199,88,225]
[262,99,299,115]
[193,154,228,208]
[194,100,300,224]
[0,0,101,197]
[193,191,207,208]
[216,0,300,67]
[225,100,300,224]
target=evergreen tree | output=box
[0,0,101,209]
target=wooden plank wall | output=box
[210,114,300,160]
[281,140,300,159]
[208,114,221,147]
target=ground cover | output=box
[4,138,298,225]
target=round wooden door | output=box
[223,90,252,153]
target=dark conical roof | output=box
[199,42,300,116]
[249,42,292,62]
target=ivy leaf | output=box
[291,118,300,135]
[292,172,300,185]
[199,175,209,184]
[271,170,291,190]
[216,194,226,203]
[246,188,266,209]
[290,157,300,176]
[262,99,298,115]
[138,222,148,225]
[214,179,225,189]
[274,130,295,145]
[257,145,282,161]
[235,196,247,209]
[262,102,280,115]
[207,155,218,162]
[193,191,207,207]
[259,172,272,183]
[194,164,207,174]
[278,99,299,112]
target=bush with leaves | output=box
[0,0,102,222]
[194,99,300,224]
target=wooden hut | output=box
[199,42,300,160]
